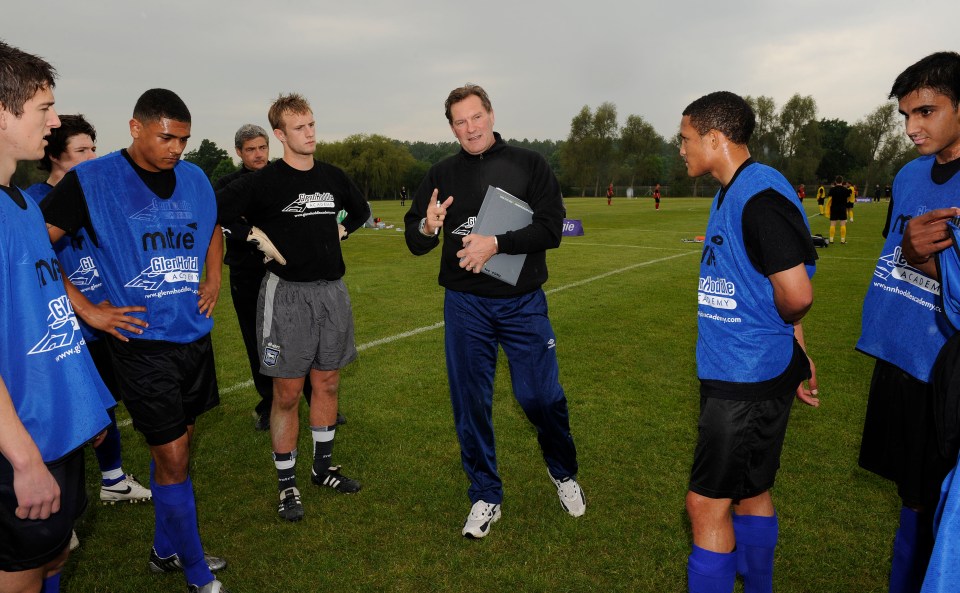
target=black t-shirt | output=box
[42,150,179,245]
[742,190,817,276]
[216,158,370,282]
[1,185,28,210]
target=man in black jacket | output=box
[404,84,584,539]
[215,125,274,430]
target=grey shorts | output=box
[257,273,357,377]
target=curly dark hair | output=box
[682,91,755,145]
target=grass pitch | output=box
[64,196,899,592]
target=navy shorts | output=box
[107,335,219,446]
[689,389,794,501]
[0,449,86,571]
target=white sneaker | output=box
[461,501,501,539]
[549,472,586,517]
[100,474,152,504]
[69,530,80,551]
[188,579,230,593]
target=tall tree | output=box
[816,118,854,181]
[591,102,619,196]
[620,114,666,188]
[210,158,239,185]
[745,95,779,164]
[558,103,619,197]
[559,106,595,196]
[846,102,902,191]
[315,134,417,199]
[183,139,230,180]
[776,95,818,161]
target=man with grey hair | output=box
[215,124,276,430]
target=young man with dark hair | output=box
[26,114,152,507]
[404,83,585,539]
[680,91,818,593]
[858,50,960,593]
[42,88,229,593]
[0,40,115,593]
[217,93,370,523]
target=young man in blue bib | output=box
[680,91,819,593]
[858,51,960,593]
[0,40,115,593]
[42,89,229,593]
[26,114,152,508]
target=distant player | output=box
[816,182,826,216]
[846,182,856,221]
[606,182,613,206]
[797,183,805,202]
[828,176,849,244]
[653,183,662,210]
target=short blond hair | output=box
[268,93,312,132]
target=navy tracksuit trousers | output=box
[444,288,579,504]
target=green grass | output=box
[64,196,899,592]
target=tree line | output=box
[11,96,915,199]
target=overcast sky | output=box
[6,1,956,161]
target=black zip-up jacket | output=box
[404,133,565,298]
[215,166,263,272]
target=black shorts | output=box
[107,335,219,447]
[817,197,825,205]
[829,200,848,221]
[859,359,954,508]
[87,338,121,402]
[689,389,795,500]
[0,449,86,571]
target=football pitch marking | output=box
[216,250,696,397]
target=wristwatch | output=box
[418,217,434,237]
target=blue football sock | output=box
[40,572,60,593]
[890,506,924,593]
[687,545,736,593]
[152,476,213,588]
[94,409,123,479]
[149,461,175,557]
[733,513,778,593]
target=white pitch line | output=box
[565,241,699,251]
[216,250,697,395]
